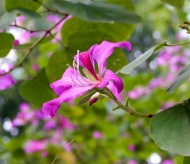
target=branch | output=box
[0,15,69,76]
[96,88,154,118]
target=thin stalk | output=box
[96,88,154,118]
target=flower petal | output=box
[90,41,132,75]
[98,69,123,94]
[50,67,91,96]
[42,85,95,117]
[74,51,98,80]
[0,73,16,90]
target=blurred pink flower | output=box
[58,115,76,130]
[161,159,174,164]
[12,103,34,126]
[127,160,138,164]
[13,39,20,46]
[0,69,16,90]
[42,41,131,117]
[32,64,40,71]
[24,140,47,154]
[63,142,72,152]
[15,15,26,26]
[128,144,135,151]
[160,101,174,110]
[93,131,104,139]
[19,102,30,111]
[128,87,144,99]
[43,119,57,130]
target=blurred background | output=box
[0,0,190,163]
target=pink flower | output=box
[93,131,104,139]
[128,87,144,99]
[12,102,34,126]
[23,140,47,154]
[128,144,135,151]
[161,159,174,164]
[42,41,131,117]
[13,39,20,46]
[0,69,16,90]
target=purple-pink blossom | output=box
[0,69,16,90]
[23,140,47,154]
[42,40,131,117]
[93,131,104,139]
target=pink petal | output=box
[0,73,16,90]
[90,41,131,75]
[98,70,123,94]
[42,85,95,117]
[74,51,98,80]
[50,67,91,96]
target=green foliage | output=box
[16,8,41,19]
[183,156,190,164]
[167,64,190,93]
[0,33,14,57]
[61,17,134,47]
[53,0,142,24]
[46,50,73,82]
[150,101,190,156]
[19,69,55,108]
[161,0,185,8]
[5,0,41,11]
[119,41,167,74]
[0,10,17,30]
[1,0,190,162]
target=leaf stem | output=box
[165,41,190,47]
[96,88,154,118]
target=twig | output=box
[51,139,74,164]
[96,88,154,118]
[0,14,68,76]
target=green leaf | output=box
[0,0,6,17]
[61,17,134,47]
[119,41,167,74]
[0,33,14,58]
[150,102,190,156]
[19,69,55,108]
[16,8,41,19]
[53,0,142,24]
[162,0,184,8]
[46,50,73,83]
[183,156,190,164]
[0,10,17,30]
[167,64,190,94]
[5,0,41,11]
[106,0,135,11]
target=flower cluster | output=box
[12,102,76,157]
[127,45,189,100]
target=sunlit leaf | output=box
[119,41,167,74]
[0,33,14,57]
[150,101,190,156]
[167,64,190,93]
[53,0,142,24]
